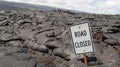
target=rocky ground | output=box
[0,8,120,67]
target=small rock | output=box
[32,43,48,53]
[102,27,119,34]
[36,32,49,45]
[38,45,48,53]
[36,63,47,67]
[104,39,119,45]
[45,41,62,50]
[53,48,70,60]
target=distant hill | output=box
[0,1,89,14]
[0,1,56,10]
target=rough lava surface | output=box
[0,8,120,67]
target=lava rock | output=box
[32,43,48,53]
[36,63,47,67]
[104,39,119,45]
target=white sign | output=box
[70,22,94,54]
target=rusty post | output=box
[83,53,88,65]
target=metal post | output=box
[83,53,88,65]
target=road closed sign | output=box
[70,22,94,54]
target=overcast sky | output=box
[2,0,120,14]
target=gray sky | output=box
[3,0,120,14]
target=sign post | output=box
[70,22,94,65]
[84,53,88,65]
